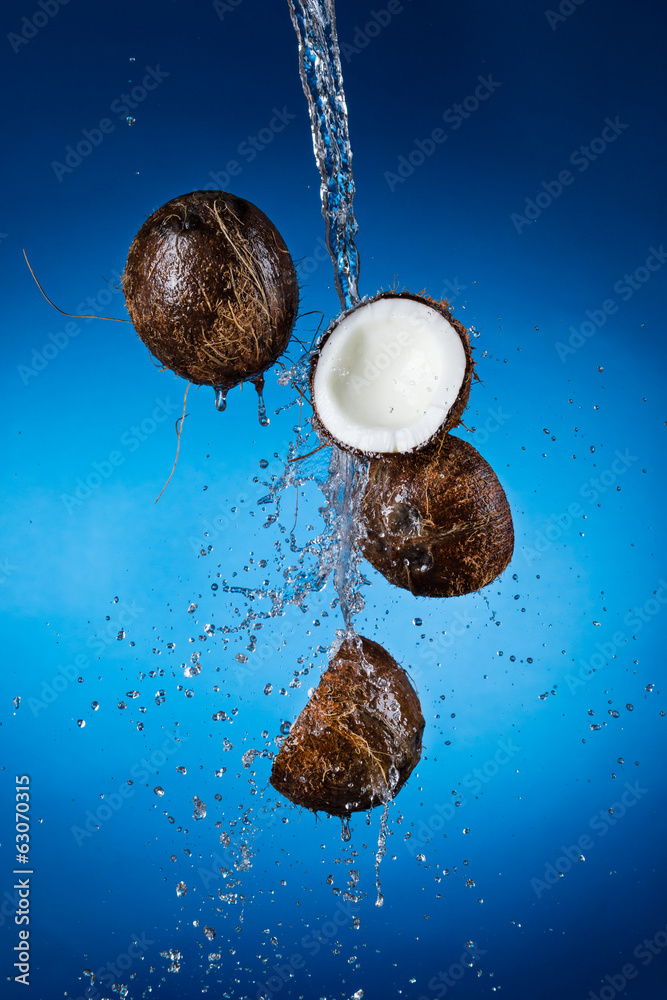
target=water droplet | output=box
[126,115,136,126]
[154,786,164,796]
[264,683,273,695]
[176,881,187,897]
[193,795,206,820]
[341,816,352,841]
[12,696,20,710]
[203,925,216,941]
[242,749,260,768]
[253,375,270,426]
[214,386,228,412]
[77,719,85,728]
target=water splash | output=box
[317,445,368,627]
[287,0,361,309]
[248,431,368,625]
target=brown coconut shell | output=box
[308,290,474,457]
[123,190,299,389]
[361,434,514,598]
[270,635,424,816]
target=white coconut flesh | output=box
[313,297,467,454]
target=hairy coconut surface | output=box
[309,291,473,456]
[270,635,424,816]
[361,434,514,598]
[123,190,298,389]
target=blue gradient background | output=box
[1,1,666,998]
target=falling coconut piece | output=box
[361,434,514,597]
[270,635,424,816]
[310,291,473,455]
[123,190,299,399]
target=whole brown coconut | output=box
[123,190,299,391]
[361,434,514,597]
[270,635,424,816]
[309,291,473,457]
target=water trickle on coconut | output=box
[240,0,405,904]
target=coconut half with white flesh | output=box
[310,292,473,456]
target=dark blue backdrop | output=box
[1,1,666,998]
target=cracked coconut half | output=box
[310,291,473,456]
[270,635,424,816]
[361,434,514,598]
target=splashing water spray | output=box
[273,0,513,903]
[277,0,410,902]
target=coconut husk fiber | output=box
[123,190,299,389]
[361,433,514,597]
[270,635,424,816]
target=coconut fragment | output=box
[123,190,298,392]
[361,434,514,597]
[311,292,472,455]
[270,635,424,816]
